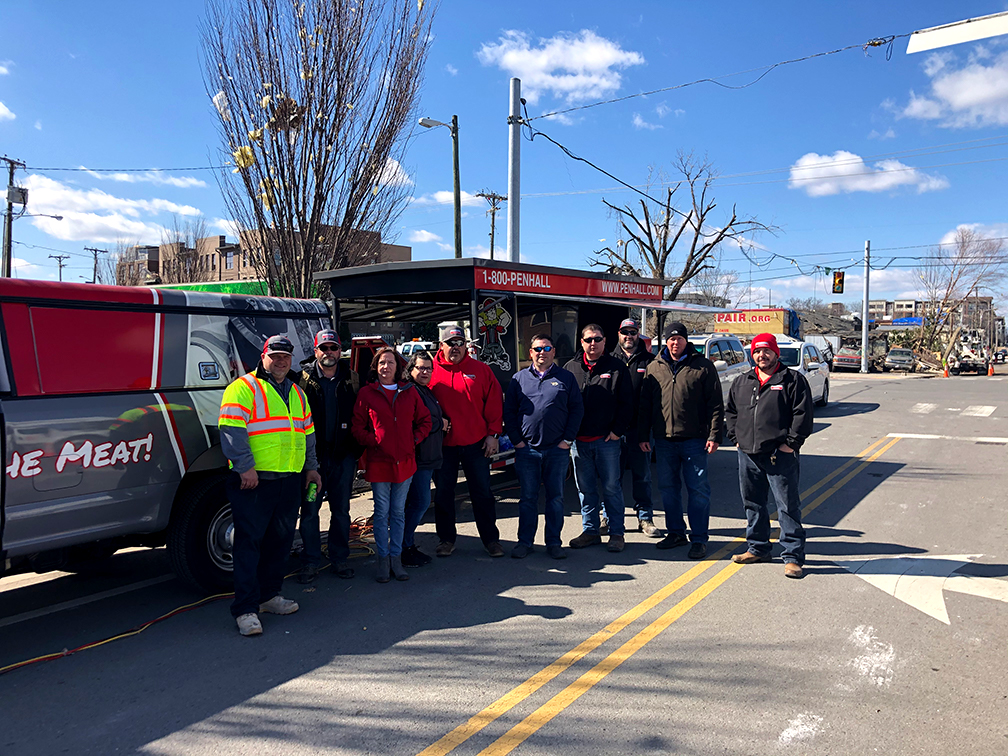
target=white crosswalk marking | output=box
[961,405,997,417]
[911,403,937,414]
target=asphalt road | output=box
[2,371,1007,755]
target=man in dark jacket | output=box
[612,318,660,537]
[565,324,633,553]
[503,333,584,560]
[297,329,360,583]
[638,321,724,560]
[725,333,813,579]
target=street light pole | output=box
[2,156,26,279]
[451,115,462,260]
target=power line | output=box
[26,164,222,173]
[528,34,905,122]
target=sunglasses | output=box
[531,345,553,353]
[581,336,604,344]
[619,330,638,336]
[317,344,340,352]
[446,339,466,348]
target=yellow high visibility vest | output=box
[218,373,314,473]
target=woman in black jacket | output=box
[402,350,447,566]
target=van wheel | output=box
[167,473,234,593]
[816,381,829,407]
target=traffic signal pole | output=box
[861,240,870,374]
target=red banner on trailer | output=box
[474,264,663,301]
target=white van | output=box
[398,340,436,357]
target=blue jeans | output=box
[514,444,569,548]
[403,467,435,549]
[571,438,625,537]
[299,454,356,566]
[371,478,412,558]
[226,472,300,618]
[738,449,806,565]
[654,437,711,543]
[621,434,654,520]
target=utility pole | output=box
[451,114,462,260]
[2,156,27,278]
[861,240,870,374]
[84,246,106,284]
[475,191,506,260]
[49,253,69,282]
[507,78,521,263]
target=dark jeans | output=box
[404,467,435,549]
[299,454,356,566]
[227,471,301,618]
[514,444,570,548]
[434,442,500,546]
[738,449,806,565]
[654,437,711,543]
[620,434,653,520]
[571,437,624,537]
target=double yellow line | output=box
[418,436,899,756]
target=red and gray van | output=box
[0,279,329,591]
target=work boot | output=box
[390,555,409,581]
[569,531,602,549]
[334,561,355,579]
[607,535,625,553]
[732,551,772,564]
[435,541,455,558]
[376,556,391,583]
[511,543,532,559]
[687,542,707,560]
[236,613,262,636]
[401,546,432,567]
[485,542,505,558]
[548,545,567,560]
[297,564,319,584]
[656,533,689,550]
[638,519,662,538]
[259,596,299,615]
[784,562,804,579]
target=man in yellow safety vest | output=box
[219,334,322,636]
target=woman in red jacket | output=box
[352,347,432,583]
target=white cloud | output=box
[655,103,670,118]
[409,229,443,244]
[674,108,685,117]
[0,61,11,76]
[898,48,1008,127]
[867,127,895,140]
[0,102,15,121]
[411,189,482,207]
[937,222,1008,247]
[23,174,201,244]
[445,64,458,76]
[212,217,241,239]
[632,113,661,130]
[81,167,207,189]
[376,157,413,188]
[11,257,45,279]
[477,30,644,105]
[34,120,41,131]
[465,244,507,260]
[788,150,949,197]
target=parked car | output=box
[398,340,435,357]
[884,347,917,372]
[777,338,830,407]
[687,334,750,398]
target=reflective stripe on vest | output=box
[220,373,312,473]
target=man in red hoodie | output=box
[429,324,505,558]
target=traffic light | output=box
[832,271,845,294]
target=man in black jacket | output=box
[638,322,724,560]
[725,333,813,579]
[612,318,661,537]
[565,325,634,552]
[297,329,361,583]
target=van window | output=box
[708,343,723,363]
[729,340,745,365]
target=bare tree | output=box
[786,296,832,315]
[915,227,1007,353]
[590,154,775,315]
[109,237,146,286]
[202,0,436,298]
[687,255,739,307]
[159,215,212,284]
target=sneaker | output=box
[569,531,602,549]
[599,512,610,536]
[236,613,262,636]
[656,533,689,550]
[334,561,355,579]
[548,545,567,560]
[435,541,455,558]
[784,562,804,579]
[297,564,319,585]
[259,596,299,615]
[687,542,707,560]
[732,551,772,565]
[401,546,432,567]
[638,519,662,538]
[607,535,625,553]
[511,543,532,559]
[485,542,505,558]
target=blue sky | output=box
[2,1,1007,308]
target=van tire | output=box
[167,473,234,594]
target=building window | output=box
[226,251,234,269]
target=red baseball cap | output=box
[750,333,780,357]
